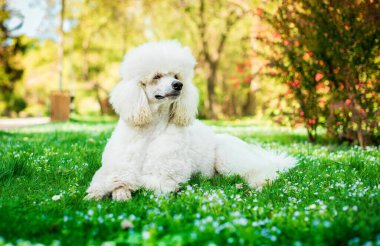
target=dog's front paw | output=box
[84,190,105,201]
[112,187,132,201]
[154,183,179,195]
[141,175,179,195]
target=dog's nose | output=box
[172,81,183,91]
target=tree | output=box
[0,1,27,116]
[143,0,255,118]
[66,0,141,115]
[181,0,251,118]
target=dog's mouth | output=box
[155,95,165,99]
[155,92,181,100]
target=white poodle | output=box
[85,40,296,201]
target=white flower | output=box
[348,237,360,244]
[121,220,133,230]
[129,214,136,220]
[234,218,248,226]
[102,242,116,246]
[323,221,332,228]
[231,211,241,217]
[342,206,349,211]
[52,194,62,201]
[142,231,150,239]
[362,241,373,246]
[205,216,213,223]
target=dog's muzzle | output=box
[155,81,182,100]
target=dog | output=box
[85,40,296,201]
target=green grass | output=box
[0,120,379,245]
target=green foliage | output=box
[262,0,380,146]
[19,0,258,118]
[64,0,146,115]
[0,121,379,245]
[0,3,26,116]
[11,96,27,114]
[141,0,256,118]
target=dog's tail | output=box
[214,134,297,188]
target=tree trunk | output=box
[82,37,107,115]
[94,82,105,115]
[206,63,218,118]
[196,0,244,119]
[307,128,317,143]
[58,0,65,91]
[243,89,256,116]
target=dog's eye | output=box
[153,74,162,80]
[174,74,179,80]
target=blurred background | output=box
[0,0,379,146]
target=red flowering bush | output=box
[261,0,380,146]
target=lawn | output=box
[0,120,379,245]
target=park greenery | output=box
[0,0,379,145]
[0,1,380,243]
[0,120,379,245]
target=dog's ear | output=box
[170,82,199,126]
[110,81,152,127]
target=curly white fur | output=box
[85,40,297,201]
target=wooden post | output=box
[50,91,70,122]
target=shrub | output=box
[261,0,380,146]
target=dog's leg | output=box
[85,166,137,201]
[139,128,193,195]
[140,174,185,195]
[141,155,191,195]
[85,167,110,200]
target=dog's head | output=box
[110,40,199,127]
